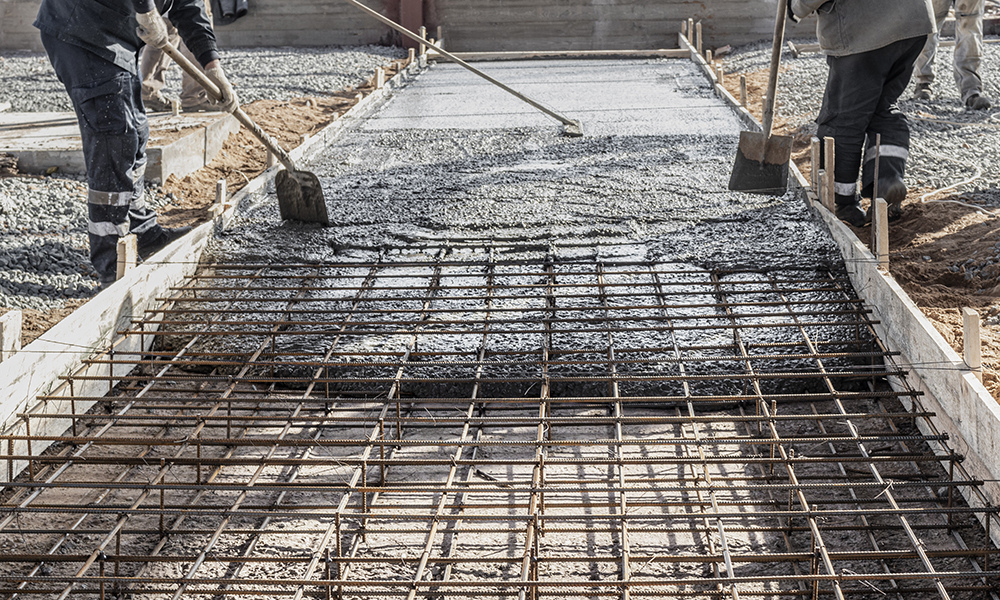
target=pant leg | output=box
[952,0,985,101]
[41,33,163,280]
[816,36,928,207]
[139,20,180,98]
[179,40,211,105]
[913,0,953,87]
[860,36,928,198]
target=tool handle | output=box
[762,0,788,139]
[154,39,297,172]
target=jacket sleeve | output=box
[789,0,832,22]
[165,0,221,66]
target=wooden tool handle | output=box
[154,39,297,172]
[762,0,788,139]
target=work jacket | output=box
[35,0,219,75]
[789,0,936,56]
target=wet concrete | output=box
[209,58,843,271]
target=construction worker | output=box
[790,0,936,227]
[33,0,238,287]
[140,2,219,113]
[913,0,992,110]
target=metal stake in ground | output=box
[340,0,584,137]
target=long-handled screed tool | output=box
[153,39,330,225]
[341,0,583,137]
[728,0,793,195]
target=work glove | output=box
[135,10,169,48]
[205,65,240,113]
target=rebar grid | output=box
[1,246,998,600]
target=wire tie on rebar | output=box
[874,480,895,499]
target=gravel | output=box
[0,45,404,312]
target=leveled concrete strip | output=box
[0,59,425,473]
[679,30,1000,527]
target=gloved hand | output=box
[205,65,239,113]
[135,10,169,48]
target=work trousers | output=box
[817,36,927,207]
[914,0,985,102]
[139,20,209,106]
[41,32,165,280]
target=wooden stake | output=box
[408,47,416,66]
[873,198,889,269]
[963,308,983,382]
[0,310,21,362]
[687,19,694,43]
[419,26,427,56]
[266,151,277,169]
[818,170,829,210]
[172,98,181,116]
[215,178,227,206]
[716,64,724,85]
[437,25,443,42]
[681,20,687,37]
[705,49,713,65]
[376,66,386,88]
[810,137,821,193]
[739,75,747,107]
[116,234,137,280]
[695,22,703,55]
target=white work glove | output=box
[135,10,169,48]
[205,66,239,113]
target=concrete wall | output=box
[1,0,816,53]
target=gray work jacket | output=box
[35,0,219,75]
[789,0,936,56]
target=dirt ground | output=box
[721,65,1000,401]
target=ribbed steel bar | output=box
[0,252,994,599]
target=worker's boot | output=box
[143,90,178,113]
[835,197,868,228]
[913,83,932,101]
[138,225,193,260]
[866,176,906,222]
[966,93,992,110]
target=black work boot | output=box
[835,198,867,228]
[867,176,906,222]
[138,226,193,260]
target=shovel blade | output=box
[276,169,330,226]
[728,131,793,196]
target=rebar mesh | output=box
[1,245,997,599]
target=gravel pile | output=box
[0,45,404,313]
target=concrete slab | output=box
[365,59,742,137]
[0,110,239,182]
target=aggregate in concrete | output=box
[212,58,843,271]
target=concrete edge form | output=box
[678,30,1000,528]
[0,59,425,478]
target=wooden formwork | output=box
[678,26,1000,542]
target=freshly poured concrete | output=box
[214,58,841,270]
[0,110,238,182]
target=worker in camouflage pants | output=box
[913,0,992,109]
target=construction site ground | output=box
[719,38,1000,401]
[0,52,995,598]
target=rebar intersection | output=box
[1,244,997,599]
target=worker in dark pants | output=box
[33,0,238,287]
[790,0,935,227]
